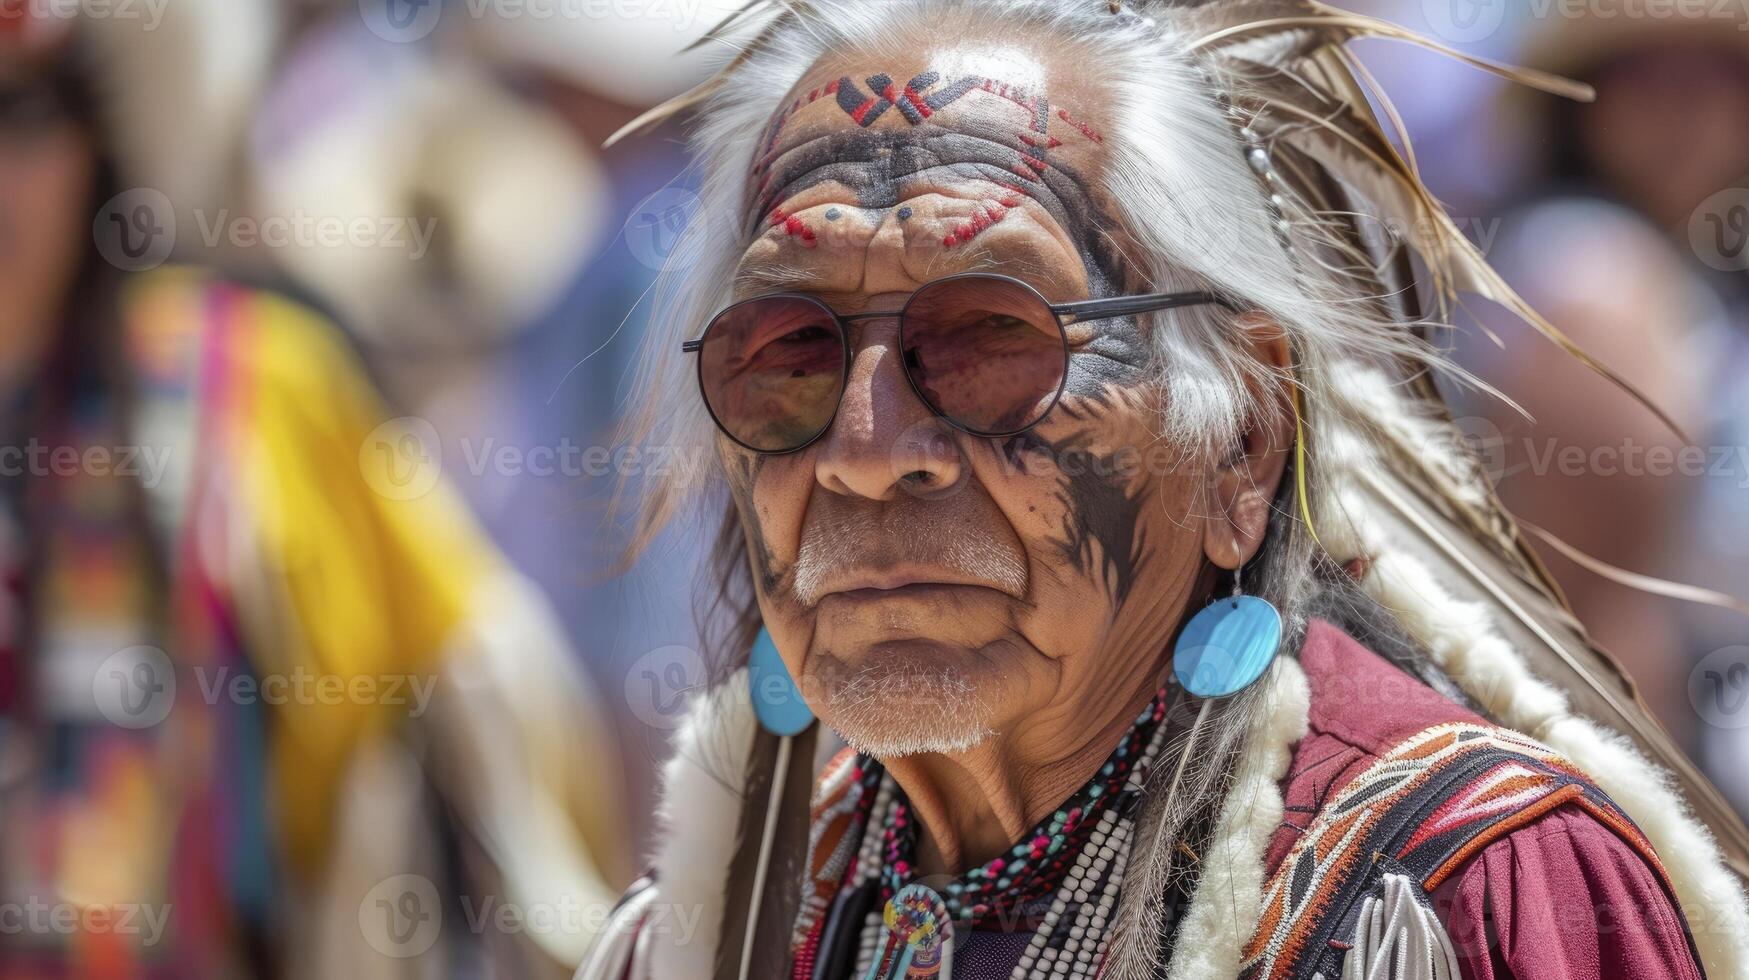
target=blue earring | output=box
[738,627,816,980]
[1173,565,1282,698]
[749,626,815,736]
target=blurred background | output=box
[0,0,1745,975]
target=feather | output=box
[681,0,774,52]
[1178,0,1748,887]
[1224,55,1684,437]
[1106,694,1206,980]
[1350,463,1749,879]
[604,2,799,147]
[1179,0,1594,102]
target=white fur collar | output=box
[644,671,757,979]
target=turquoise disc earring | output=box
[736,626,816,980]
[749,625,814,735]
[1173,565,1282,698]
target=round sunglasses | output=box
[682,272,1238,454]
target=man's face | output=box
[723,39,1215,755]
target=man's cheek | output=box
[742,453,827,601]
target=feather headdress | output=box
[607,1,1749,977]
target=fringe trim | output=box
[1337,873,1461,980]
[1167,656,1312,980]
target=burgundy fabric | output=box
[1276,621,1702,980]
[1265,621,1492,872]
[1429,804,1703,980]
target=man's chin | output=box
[833,713,997,759]
[808,647,1003,759]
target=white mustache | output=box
[792,509,1028,606]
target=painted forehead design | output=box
[745,67,1121,275]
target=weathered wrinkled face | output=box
[722,37,1247,756]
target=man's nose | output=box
[813,318,964,500]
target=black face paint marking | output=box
[727,450,784,597]
[997,391,1152,607]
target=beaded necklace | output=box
[845,685,1179,980]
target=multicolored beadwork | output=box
[877,691,1170,928]
[864,883,954,979]
[832,685,1179,980]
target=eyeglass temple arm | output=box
[1051,291,1240,326]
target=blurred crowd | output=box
[0,0,1745,976]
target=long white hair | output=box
[610,3,1749,977]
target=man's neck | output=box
[877,667,1165,874]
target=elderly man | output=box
[583,2,1749,978]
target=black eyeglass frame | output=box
[681,271,1240,455]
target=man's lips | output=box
[826,581,1009,606]
[810,566,1022,606]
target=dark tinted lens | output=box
[901,276,1066,434]
[697,296,845,452]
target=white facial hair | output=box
[791,506,1028,608]
[817,657,999,757]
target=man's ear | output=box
[1203,314,1295,571]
